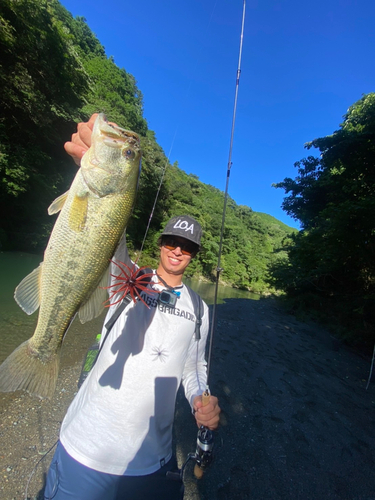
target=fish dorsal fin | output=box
[69,193,89,233]
[14,263,43,315]
[78,265,110,324]
[48,191,69,215]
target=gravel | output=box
[1,297,375,499]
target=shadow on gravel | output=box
[4,296,375,500]
[174,297,375,500]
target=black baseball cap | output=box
[160,215,202,247]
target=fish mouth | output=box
[102,135,139,150]
[97,114,140,149]
[81,113,141,191]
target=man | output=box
[44,116,220,500]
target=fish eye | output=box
[124,149,135,159]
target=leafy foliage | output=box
[273,94,375,344]
[0,0,147,249]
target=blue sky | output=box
[60,0,375,229]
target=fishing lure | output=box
[105,260,159,308]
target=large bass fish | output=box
[0,114,141,398]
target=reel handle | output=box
[194,389,211,479]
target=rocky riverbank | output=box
[1,297,375,499]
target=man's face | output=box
[158,236,196,278]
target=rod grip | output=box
[201,389,210,407]
[194,462,205,479]
[194,389,211,479]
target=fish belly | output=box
[0,173,136,398]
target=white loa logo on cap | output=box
[173,219,194,234]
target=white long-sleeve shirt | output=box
[60,238,209,475]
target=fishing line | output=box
[137,1,219,260]
[206,0,246,388]
[138,129,178,257]
[24,439,58,500]
[366,343,375,390]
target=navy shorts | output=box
[44,442,184,500]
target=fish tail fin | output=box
[0,340,60,399]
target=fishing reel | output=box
[192,425,215,477]
[179,425,214,480]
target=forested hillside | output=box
[0,0,295,293]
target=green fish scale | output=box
[30,165,139,362]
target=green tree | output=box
[0,0,90,249]
[273,93,375,341]
[0,0,148,250]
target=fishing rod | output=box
[182,0,247,480]
[208,0,246,389]
[112,0,247,481]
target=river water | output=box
[0,251,258,364]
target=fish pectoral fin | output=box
[69,193,89,232]
[78,266,110,324]
[14,263,42,315]
[48,191,69,215]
